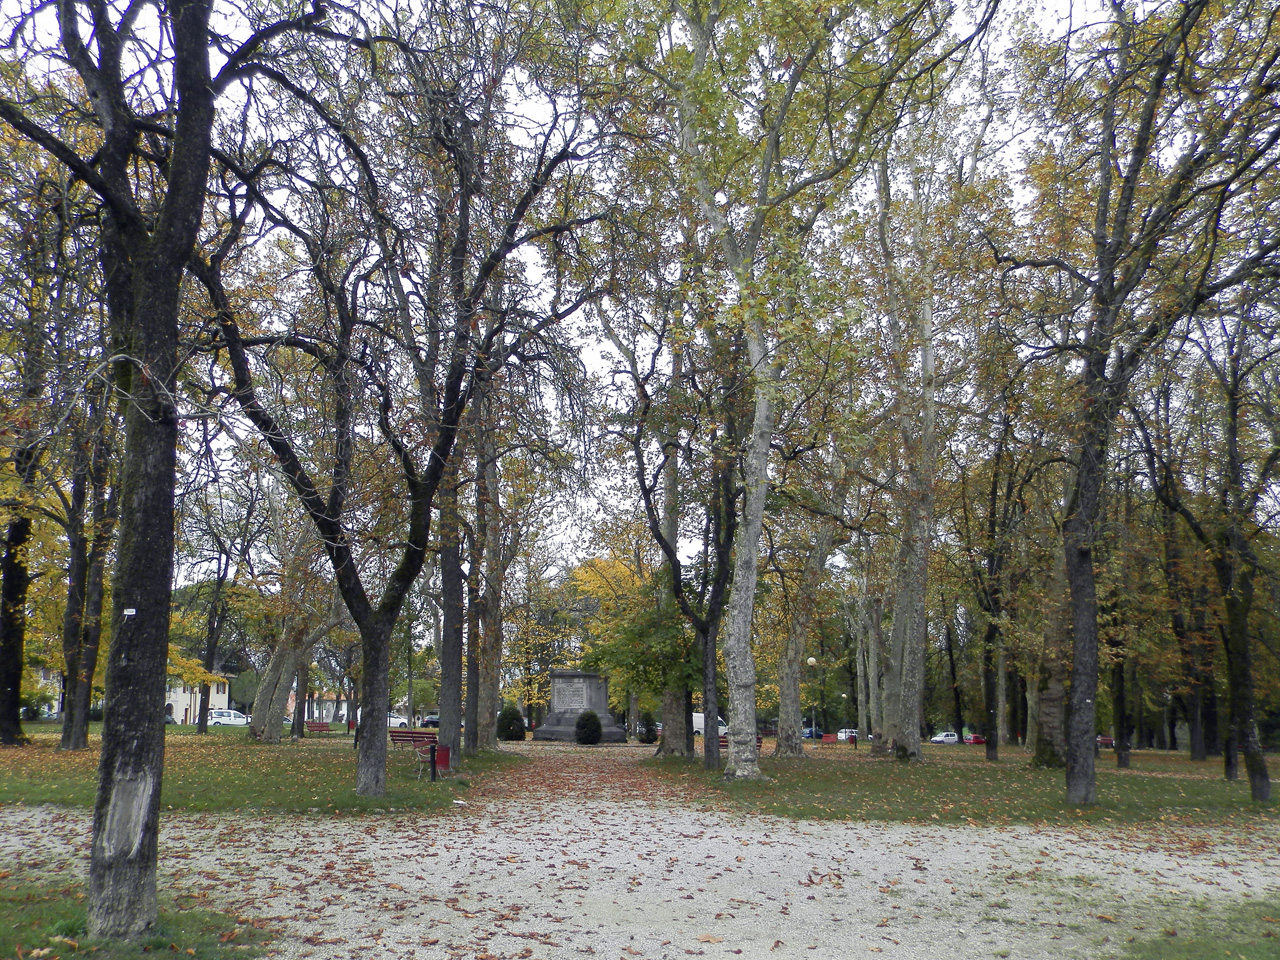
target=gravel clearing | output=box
[4,742,1278,960]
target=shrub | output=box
[638,711,658,744]
[575,710,602,745]
[497,705,526,741]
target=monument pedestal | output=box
[532,670,627,743]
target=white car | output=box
[692,713,728,736]
[208,709,248,726]
[837,728,859,741]
[386,713,410,728]
[929,731,959,744]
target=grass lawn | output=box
[654,740,1277,830]
[0,724,518,960]
[3,873,276,960]
[0,722,517,814]
[1117,895,1280,960]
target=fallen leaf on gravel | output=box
[697,935,723,943]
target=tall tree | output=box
[0,0,331,931]
[1136,296,1279,800]
[201,0,605,792]
[612,0,995,778]
[1001,0,1280,804]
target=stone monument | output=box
[532,669,627,742]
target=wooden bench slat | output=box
[717,735,763,750]
[389,729,438,748]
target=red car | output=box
[963,734,986,744]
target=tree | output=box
[608,0,995,779]
[1001,0,1280,804]
[200,0,606,793]
[0,103,108,746]
[1135,294,1280,800]
[0,0,331,932]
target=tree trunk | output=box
[654,413,694,760]
[777,522,840,759]
[437,463,465,761]
[775,631,803,758]
[292,660,310,737]
[464,538,481,757]
[197,589,226,735]
[1024,668,1041,756]
[944,616,964,738]
[0,514,34,745]
[885,498,930,761]
[60,464,90,749]
[1061,382,1113,804]
[996,646,1009,746]
[1221,582,1270,800]
[354,615,392,795]
[477,608,502,750]
[1112,657,1130,768]
[656,688,691,757]
[722,373,772,780]
[982,622,999,761]
[700,622,721,769]
[64,520,110,752]
[87,320,182,938]
[251,636,292,743]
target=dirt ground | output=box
[4,741,1278,960]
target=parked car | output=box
[387,713,410,728]
[421,714,440,727]
[692,713,728,736]
[1096,734,1115,748]
[963,733,986,744]
[837,728,859,741]
[208,709,248,726]
[802,726,823,739]
[929,731,959,744]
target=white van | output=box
[692,713,728,736]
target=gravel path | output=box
[4,742,1278,960]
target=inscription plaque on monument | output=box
[532,669,627,743]
[556,681,586,712]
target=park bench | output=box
[305,720,335,735]
[820,733,838,744]
[389,728,437,749]
[717,735,764,751]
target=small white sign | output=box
[122,608,136,616]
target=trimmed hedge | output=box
[575,710,602,745]
[638,711,658,744]
[497,705,526,741]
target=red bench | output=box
[718,735,764,751]
[389,729,437,749]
